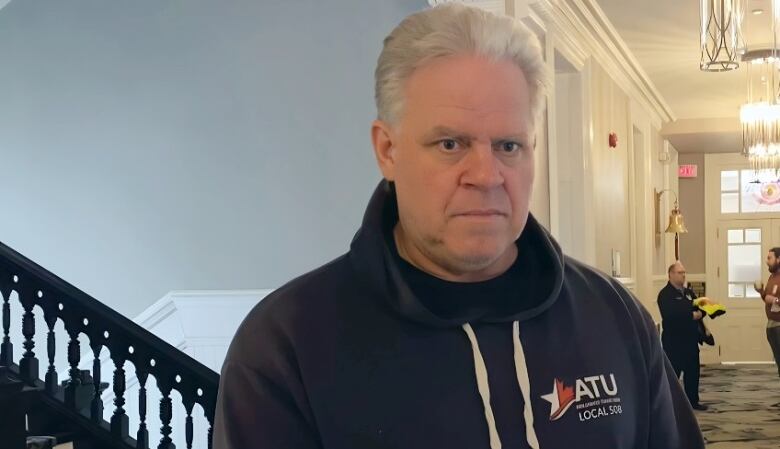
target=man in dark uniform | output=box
[658,261,707,410]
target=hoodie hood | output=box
[349,180,565,328]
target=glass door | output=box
[712,219,774,362]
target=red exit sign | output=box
[678,164,698,178]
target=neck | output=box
[393,224,517,282]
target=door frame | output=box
[705,153,779,362]
[710,219,774,362]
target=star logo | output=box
[540,378,576,421]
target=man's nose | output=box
[460,144,504,189]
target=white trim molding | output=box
[418,1,673,125]
[517,0,673,125]
[133,289,273,371]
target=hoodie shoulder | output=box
[257,254,355,313]
[562,255,616,291]
[223,254,360,368]
[561,256,661,370]
[562,255,654,322]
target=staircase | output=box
[0,241,218,449]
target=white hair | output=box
[375,3,550,128]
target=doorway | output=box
[710,219,778,362]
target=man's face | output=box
[371,54,534,280]
[767,251,779,273]
[669,263,686,288]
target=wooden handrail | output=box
[0,240,218,449]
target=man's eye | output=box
[497,142,521,153]
[438,139,459,151]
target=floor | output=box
[697,364,780,448]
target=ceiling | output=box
[596,0,775,153]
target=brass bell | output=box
[665,203,688,234]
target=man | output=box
[213,4,703,448]
[756,248,780,381]
[657,262,706,411]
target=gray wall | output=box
[679,153,706,274]
[0,0,425,317]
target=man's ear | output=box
[371,120,397,181]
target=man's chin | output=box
[446,245,516,273]
[452,253,500,271]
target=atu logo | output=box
[540,374,619,421]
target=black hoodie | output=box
[213,181,704,449]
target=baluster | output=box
[111,355,129,438]
[0,290,12,366]
[158,381,174,449]
[64,329,81,408]
[184,400,194,449]
[43,311,58,394]
[19,299,39,383]
[90,341,103,421]
[136,370,149,449]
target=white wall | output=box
[511,0,677,308]
[530,105,551,229]
[551,67,588,261]
[651,127,667,276]
[0,0,426,317]
[590,61,633,277]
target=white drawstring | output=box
[462,321,540,449]
[512,320,540,449]
[462,322,502,449]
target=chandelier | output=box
[700,0,743,71]
[740,0,780,172]
[740,84,780,172]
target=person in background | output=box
[755,247,780,389]
[658,261,707,411]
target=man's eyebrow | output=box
[421,126,473,141]
[492,134,528,142]
[421,126,528,142]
